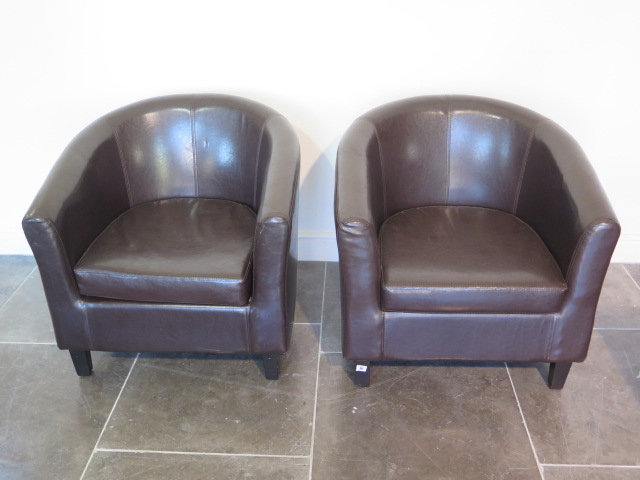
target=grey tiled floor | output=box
[1,257,640,479]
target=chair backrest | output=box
[105,94,277,210]
[361,95,545,216]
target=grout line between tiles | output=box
[95,448,309,459]
[542,463,640,469]
[308,262,327,480]
[505,363,545,480]
[79,353,140,480]
[0,265,37,312]
[622,264,640,291]
[0,341,56,345]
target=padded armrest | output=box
[22,118,130,349]
[335,119,386,230]
[335,119,386,360]
[23,118,130,267]
[250,115,300,353]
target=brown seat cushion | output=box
[380,206,567,313]
[75,198,255,306]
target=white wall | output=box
[2,0,639,261]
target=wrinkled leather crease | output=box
[23,95,299,355]
[335,95,620,363]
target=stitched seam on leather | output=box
[379,214,389,289]
[289,161,300,221]
[282,162,299,336]
[384,310,557,317]
[369,221,384,359]
[547,313,558,360]
[253,117,268,209]
[384,310,558,316]
[368,119,388,220]
[243,307,252,354]
[446,97,451,203]
[385,286,566,291]
[42,219,93,349]
[513,121,538,214]
[109,120,133,208]
[75,270,248,282]
[191,105,199,196]
[241,248,253,284]
[381,311,386,359]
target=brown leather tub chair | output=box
[23,94,299,380]
[335,95,620,389]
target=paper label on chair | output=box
[356,365,368,372]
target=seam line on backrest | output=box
[253,116,269,209]
[513,121,540,214]
[107,118,133,207]
[369,119,388,220]
[191,104,199,197]
[446,97,452,203]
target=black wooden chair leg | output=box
[263,354,279,380]
[70,350,93,376]
[548,362,572,390]
[354,360,371,387]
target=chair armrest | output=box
[250,115,300,353]
[23,117,130,267]
[22,117,130,349]
[516,119,620,285]
[335,119,386,360]
[516,119,620,360]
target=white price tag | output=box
[356,365,368,372]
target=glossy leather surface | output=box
[380,206,567,314]
[335,95,620,363]
[23,94,299,355]
[75,198,255,306]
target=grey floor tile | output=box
[0,345,134,480]
[0,269,55,343]
[595,264,640,329]
[508,331,640,466]
[84,451,310,479]
[624,264,640,289]
[0,255,36,307]
[311,354,540,480]
[320,262,341,353]
[544,466,640,480]
[99,324,319,455]
[295,261,325,324]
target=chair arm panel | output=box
[551,222,620,361]
[516,119,620,361]
[250,115,300,353]
[335,119,387,360]
[22,118,129,350]
[335,119,386,230]
[336,220,384,360]
[23,117,130,266]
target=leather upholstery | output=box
[75,198,256,306]
[380,206,567,314]
[23,94,299,355]
[335,95,620,364]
